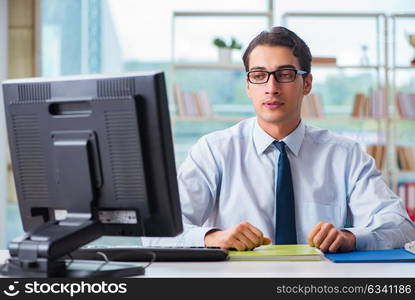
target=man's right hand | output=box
[204,222,272,251]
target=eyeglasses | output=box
[247,69,308,84]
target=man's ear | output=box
[303,73,313,95]
[245,78,251,98]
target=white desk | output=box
[1,250,414,277]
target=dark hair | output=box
[242,26,312,74]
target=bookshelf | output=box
[390,14,415,196]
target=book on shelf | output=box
[197,90,214,117]
[370,88,388,118]
[182,92,198,116]
[351,89,387,118]
[173,84,214,118]
[396,92,415,119]
[396,145,415,171]
[397,146,408,170]
[228,244,322,261]
[312,56,337,65]
[173,84,186,116]
[351,93,368,117]
[366,144,385,170]
[397,182,415,221]
[301,93,324,118]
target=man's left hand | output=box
[307,222,356,253]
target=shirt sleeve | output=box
[141,136,221,247]
[344,143,415,250]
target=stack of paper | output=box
[228,244,322,261]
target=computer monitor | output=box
[1,71,183,277]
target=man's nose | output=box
[265,73,281,94]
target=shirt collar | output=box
[253,118,305,157]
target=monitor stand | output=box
[0,217,145,278]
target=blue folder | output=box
[325,248,415,263]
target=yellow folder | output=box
[228,244,322,261]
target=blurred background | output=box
[1,0,414,248]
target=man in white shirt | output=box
[144,26,415,252]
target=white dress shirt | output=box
[142,117,415,250]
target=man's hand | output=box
[307,222,356,253]
[204,222,272,251]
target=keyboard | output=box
[69,246,229,262]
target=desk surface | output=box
[1,250,414,278]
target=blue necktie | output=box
[273,141,297,244]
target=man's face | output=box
[246,45,312,127]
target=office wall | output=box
[0,0,9,248]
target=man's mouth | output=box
[263,101,284,109]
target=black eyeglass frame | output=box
[247,69,308,84]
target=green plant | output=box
[213,37,242,50]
